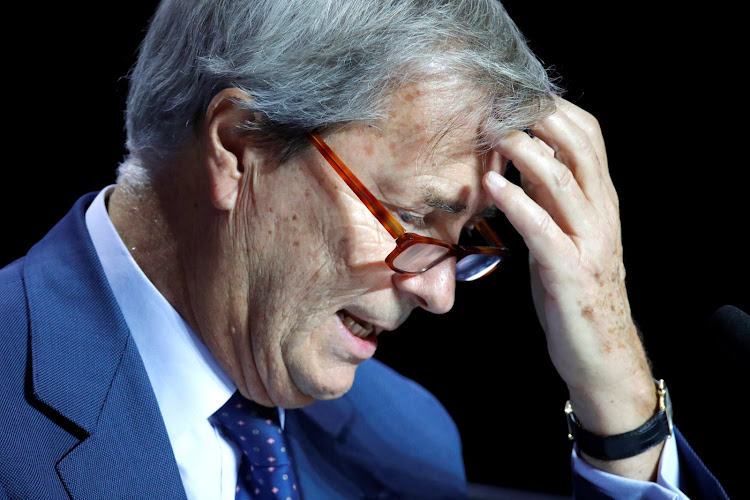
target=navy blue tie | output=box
[213,392,299,499]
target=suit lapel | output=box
[25,194,186,499]
[26,194,130,436]
[55,335,187,499]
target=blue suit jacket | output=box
[0,194,465,499]
[0,194,729,499]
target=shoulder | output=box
[287,359,466,499]
[0,257,26,319]
[0,257,30,385]
[298,358,463,453]
[0,192,98,353]
[346,358,462,446]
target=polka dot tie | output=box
[213,392,299,500]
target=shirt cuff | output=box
[571,435,685,499]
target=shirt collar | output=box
[85,186,237,440]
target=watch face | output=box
[665,387,674,437]
[658,379,674,437]
[564,400,577,441]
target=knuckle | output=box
[499,130,529,150]
[536,212,553,235]
[554,166,575,189]
[579,112,602,138]
[570,129,597,161]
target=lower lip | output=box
[337,315,378,360]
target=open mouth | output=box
[337,311,374,339]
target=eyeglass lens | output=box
[391,244,450,274]
[455,254,501,281]
[391,244,501,281]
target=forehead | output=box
[331,81,493,211]
[331,80,489,175]
[379,80,484,161]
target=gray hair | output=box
[125,0,559,170]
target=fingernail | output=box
[487,171,507,190]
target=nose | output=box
[392,259,456,314]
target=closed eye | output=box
[397,210,427,230]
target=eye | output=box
[397,210,427,229]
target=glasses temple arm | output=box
[474,218,508,250]
[309,133,404,238]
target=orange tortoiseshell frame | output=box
[308,132,510,279]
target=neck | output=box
[109,146,272,405]
[108,156,202,330]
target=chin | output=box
[292,365,358,403]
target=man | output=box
[0,1,728,499]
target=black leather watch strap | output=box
[564,379,673,461]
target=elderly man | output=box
[0,0,728,499]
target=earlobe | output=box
[204,88,254,211]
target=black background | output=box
[4,3,747,498]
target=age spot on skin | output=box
[581,305,594,321]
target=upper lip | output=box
[341,309,403,336]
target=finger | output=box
[551,98,618,205]
[529,105,606,205]
[495,130,591,237]
[483,171,576,271]
[555,98,607,159]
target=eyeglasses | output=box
[308,132,510,281]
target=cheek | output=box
[252,165,391,297]
[327,211,393,278]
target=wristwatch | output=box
[564,379,673,461]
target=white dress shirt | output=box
[573,434,686,499]
[85,185,684,499]
[86,186,239,500]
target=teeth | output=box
[339,312,374,338]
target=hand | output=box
[483,97,661,479]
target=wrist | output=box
[566,368,656,436]
[565,379,673,462]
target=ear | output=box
[203,88,255,211]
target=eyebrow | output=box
[422,187,498,222]
[423,189,467,214]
